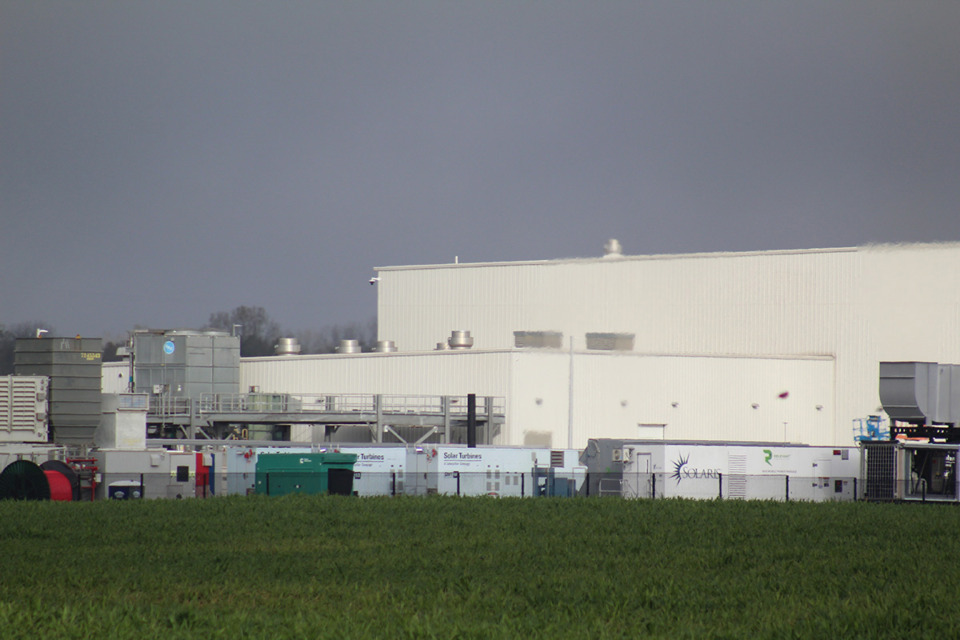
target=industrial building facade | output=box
[103,242,960,448]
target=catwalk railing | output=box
[146,393,505,419]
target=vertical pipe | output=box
[652,472,656,499]
[521,473,525,498]
[718,472,723,499]
[567,337,574,450]
[456,471,461,496]
[442,396,451,443]
[467,394,477,448]
[785,475,790,502]
[391,471,396,497]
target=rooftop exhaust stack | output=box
[467,393,477,448]
[603,238,623,258]
[336,340,362,354]
[373,340,397,353]
[274,338,301,356]
[448,330,474,350]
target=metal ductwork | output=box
[879,362,960,426]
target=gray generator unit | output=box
[579,438,628,496]
[861,440,960,502]
[14,338,102,445]
[94,448,198,500]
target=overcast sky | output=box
[2,2,958,338]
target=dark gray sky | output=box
[2,2,959,337]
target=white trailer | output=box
[337,446,409,496]
[94,449,198,500]
[428,445,585,497]
[583,439,860,501]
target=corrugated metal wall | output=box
[376,244,960,445]
[240,350,834,447]
[102,362,130,395]
[241,351,512,398]
[510,351,835,447]
[377,248,857,355]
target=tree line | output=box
[205,306,377,357]
[0,306,377,374]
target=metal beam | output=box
[383,425,406,444]
[415,426,438,444]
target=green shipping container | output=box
[254,452,357,496]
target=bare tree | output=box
[206,306,280,357]
[295,317,377,354]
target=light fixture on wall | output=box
[751,403,759,410]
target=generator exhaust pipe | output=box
[467,394,477,448]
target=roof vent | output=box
[603,238,623,258]
[514,331,564,349]
[336,339,362,354]
[373,340,397,353]
[448,330,474,350]
[274,338,301,356]
[585,332,635,351]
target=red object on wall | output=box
[195,453,210,498]
[43,470,73,501]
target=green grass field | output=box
[0,496,957,638]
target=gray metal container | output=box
[133,330,239,400]
[14,337,103,444]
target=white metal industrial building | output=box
[104,241,960,449]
